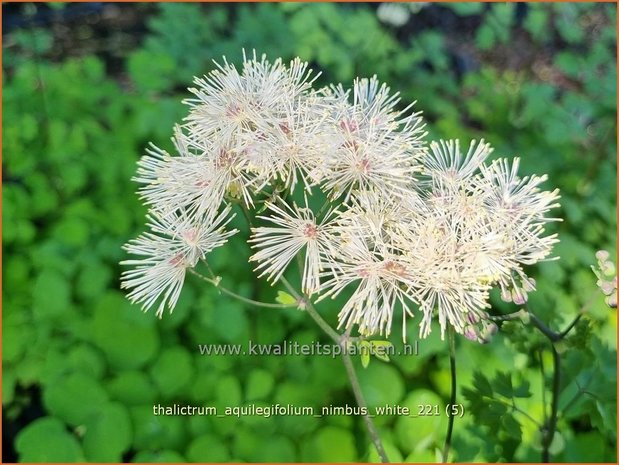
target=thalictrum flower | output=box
[249,197,336,296]
[121,206,238,317]
[122,53,562,343]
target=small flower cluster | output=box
[592,250,617,308]
[122,52,561,341]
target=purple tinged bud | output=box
[513,294,527,305]
[467,313,480,325]
[596,250,610,262]
[511,290,527,305]
[602,261,616,278]
[600,280,616,296]
[501,288,512,303]
[464,327,478,341]
[522,277,536,293]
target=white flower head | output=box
[121,53,563,344]
[182,51,318,144]
[318,224,417,340]
[133,141,226,218]
[424,139,493,189]
[319,76,426,200]
[121,206,238,317]
[249,195,336,296]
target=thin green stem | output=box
[279,276,341,342]
[342,351,390,463]
[541,345,561,463]
[559,375,595,419]
[527,311,562,342]
[189,269,295,309]
[441,327,457,463]
[557,313,583,339]
[279,276,388,462]
[479,395,543,427]
[491,307,583,343]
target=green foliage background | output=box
[3,2,617,462]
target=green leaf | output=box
[501,414,522,440]
[107,371,157,406]
[472,372,493,397]
[42,373,108,426]
[2,316,29,363]
[215,375,243,408]
[357,362,404,407]
[52,217,90,247]
[127,50,176,93]
[524,5,550,41]
[564,432,608,462]
[246,369,275,401]
[447,3,484,16]
[150,347,194,398]
[275,290,297,305]
[82,402,132,462]
[369,437,404,462]
[187,435,230,462]
[66,344,106,380]
[210,299,249,343]
[92,292,160,369]
[33,269,71,319]
[513,378,532,398]
[132,450,186,462]
[3,370,16,404]
[395,389,445,454]
[130,405,187,451]
[493,371,514,398]
[16,417,84,462]
[370,340,393,363]
[75,259,112,300]
[548,430,566,455]
[359,340,371,368]
[251,435,297,462]
[306,426,356,462]
[476,23,495,50]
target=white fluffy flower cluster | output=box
[121,52,560,341]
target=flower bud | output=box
[467,312,480,325]
[602,261,616,278]
[522,277,536,292]
[596,250,610,262]
[464,327,478,342]
[512,289,527,305]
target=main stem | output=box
[442,327,457,463]
[279,276,389,463]
[342,352,390,463]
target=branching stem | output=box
[189,269,295,309]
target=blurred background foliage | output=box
[3,2,617,462]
